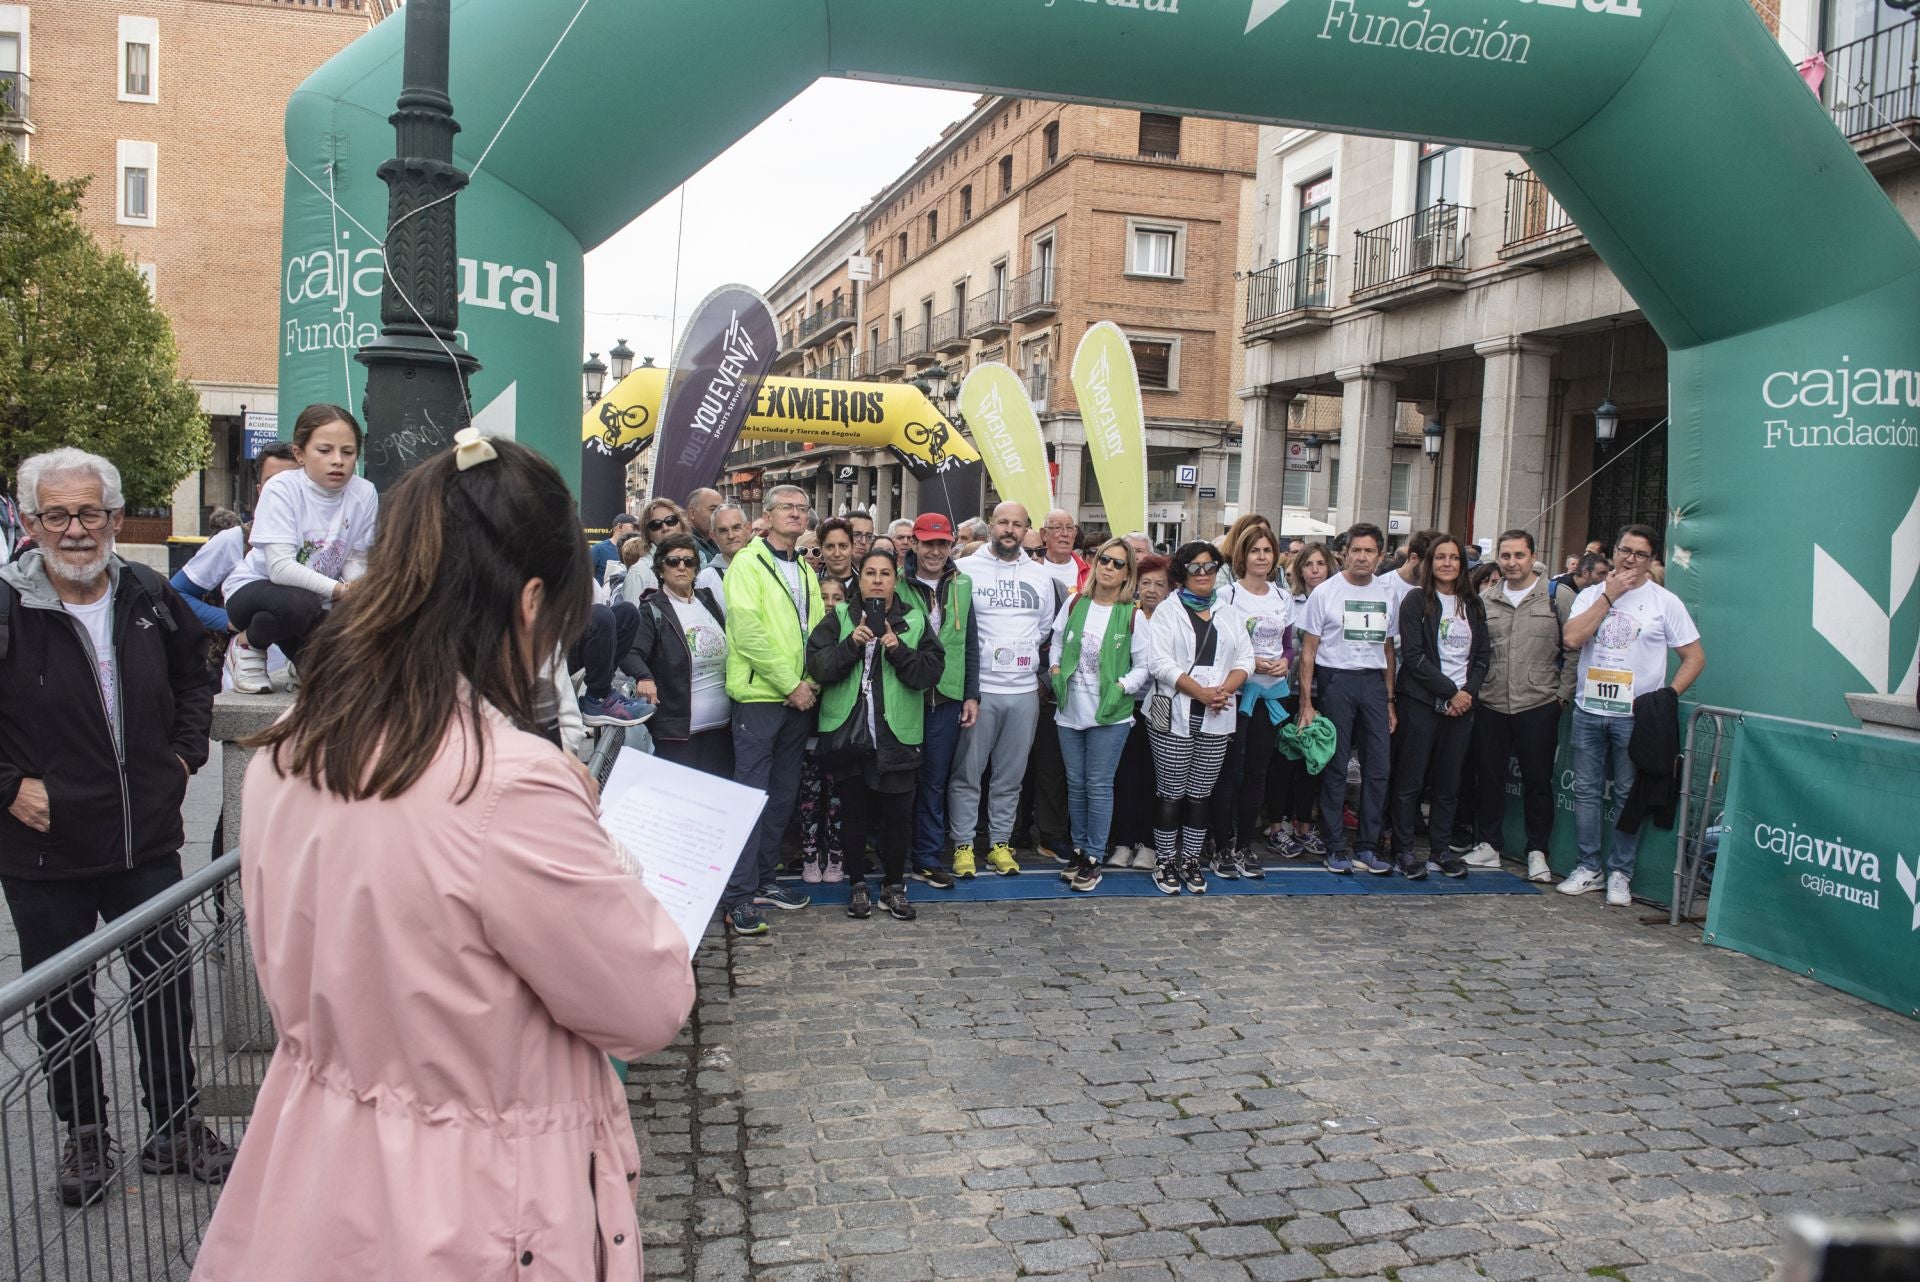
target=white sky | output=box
[580,80,980,367]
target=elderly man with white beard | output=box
[0,447,227,1208]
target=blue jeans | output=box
[1571,708,1638,876]
[912,700,965,870]
[1058,720,1133,856]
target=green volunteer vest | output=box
[933,571,972,702]
[1050,595,1138,726]
[816,602,929,746]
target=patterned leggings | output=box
[798,753,844,869]
[1148,725,1232,868]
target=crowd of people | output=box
[582,483,1705,937]
[0,419,1706,1271]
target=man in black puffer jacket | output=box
[0,448,226,1209]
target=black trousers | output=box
[1389,697,1474,857]
[568,602,641,700]
[226,581,327,662]
[1475,700,1563,854]
[653,728,734,779]
[1211,704,1283,855]
[1018,712,1071,851]
[834,774,914,886]
[1108,716,1157,848]
[2,855,198,1134]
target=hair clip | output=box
[452,427,499,472]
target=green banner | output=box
[1705,718,1920,1019]
[1072,322,1148,537]
[960,363,1052,524]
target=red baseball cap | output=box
[911,513,955,541]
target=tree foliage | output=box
[0,144,209,508]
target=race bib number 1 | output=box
[1582,666,1634,715]
[1343,599,1388,644]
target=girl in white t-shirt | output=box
[1212,525,1293,880]
[223,404,379,693]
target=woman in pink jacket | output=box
[194,431,697,1282]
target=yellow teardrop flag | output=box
[958,363,1052,526]
[1071,322,1148,538]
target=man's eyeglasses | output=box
[30,507,118,533]
[767,501,809,514]
[1612,546,1652,563]
[646,514,682,532]
[660,555,699,569]
[1095,554,1128,570]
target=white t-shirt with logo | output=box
[223,471,378,598]
[63,592,118,750]
[1220,580,1293,690]
[1433,591,1473,688]
[1048,598,1149,730]
[1570,579,1699,717]
[958,548,1057,695]
[1301,573,1398,671]
[182,526,248,593]
[668,594,730,733]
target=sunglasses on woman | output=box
[646,514,681,532]
[1186,561,1220,574]
[1095,554,1128,570]
[660,555,698,569]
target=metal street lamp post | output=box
[354,0,481,491]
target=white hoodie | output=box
[956,547,1061,696]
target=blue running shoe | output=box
[724,907,769,936]
[754,884,811,911]
[1353,849,1393,876]
[1324,852,1354,875]
[580,690,655,727]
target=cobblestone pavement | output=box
[630,893,1920,1282]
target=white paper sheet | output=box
[598,747,766,954]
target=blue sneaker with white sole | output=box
[1353,849,1393,876]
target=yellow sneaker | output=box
[987,843,1020,876]
[951,843,977,879]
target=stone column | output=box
[1333,364,1405,530]
[1472,337,1560,544]
[1053,440,1085,523]
[1241,388,1293,522]
[874,465,895,527]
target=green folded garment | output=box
[1277,717,1338,774]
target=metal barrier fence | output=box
[0,853,268,1282]
[1669,705,1738,926]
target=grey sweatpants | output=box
[947,690,1041,847]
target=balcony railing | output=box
[931,307,968,353]
[1008,267,1057,320]
[0,71,28,124]
[798,295,855,346]
[1243,251,1334,328]
[1352,203,1469,297]
[965,288,1010,336]
[1500,171,1578,251]
[900,323,930,362]
[1824,17,1920,139]
[806,357,855,382]
[866,339,901,377]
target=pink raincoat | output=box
[193,704,695,1281]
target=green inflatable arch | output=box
[280,0,1920,728]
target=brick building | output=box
[731,96,1258,546]
[0,0,371,541]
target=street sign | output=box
[1388,513,1411,535]
[242,410,279,459]
[847,255,873,282]
[1176,464,1199,488]
[835,465,856,482]
[1198,486,1217,499]
[1284,439,1319,472]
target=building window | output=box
[960,184,972,222]
[873,251,884,280]
[1415,142,1462,212]
[1043,122,1060,166]
[927,209,938,245]
[1129,337,1178,391]
[897,230,908,263]
[1138,113,1181,158]
[999,154,1014,194]
[1328,457,1340,510]
[1389,461,1413,514]
[920,297,934,330]
[1126,219,1185,279]
[1225,451,1242,504]
[117,140,156,226]
[868,325,880,354]
[118,17,159,103]
[892,313,904,345]
[1282,469,1311,508]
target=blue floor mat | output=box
[785,861,1540,904]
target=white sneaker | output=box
[1557,867,1603,896]
[1131,845,1159,871]
[281,658,300,693]
[1606,871,1632,907]
[1462,842,1502,870]
[1106,846,1131,866]
[225,638,270,694]
[1526,851,1552,883]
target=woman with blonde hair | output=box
[195,433,694,1281]
[620,496,690,602]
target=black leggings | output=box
[833,772,914,886]
[226,581,329,662]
